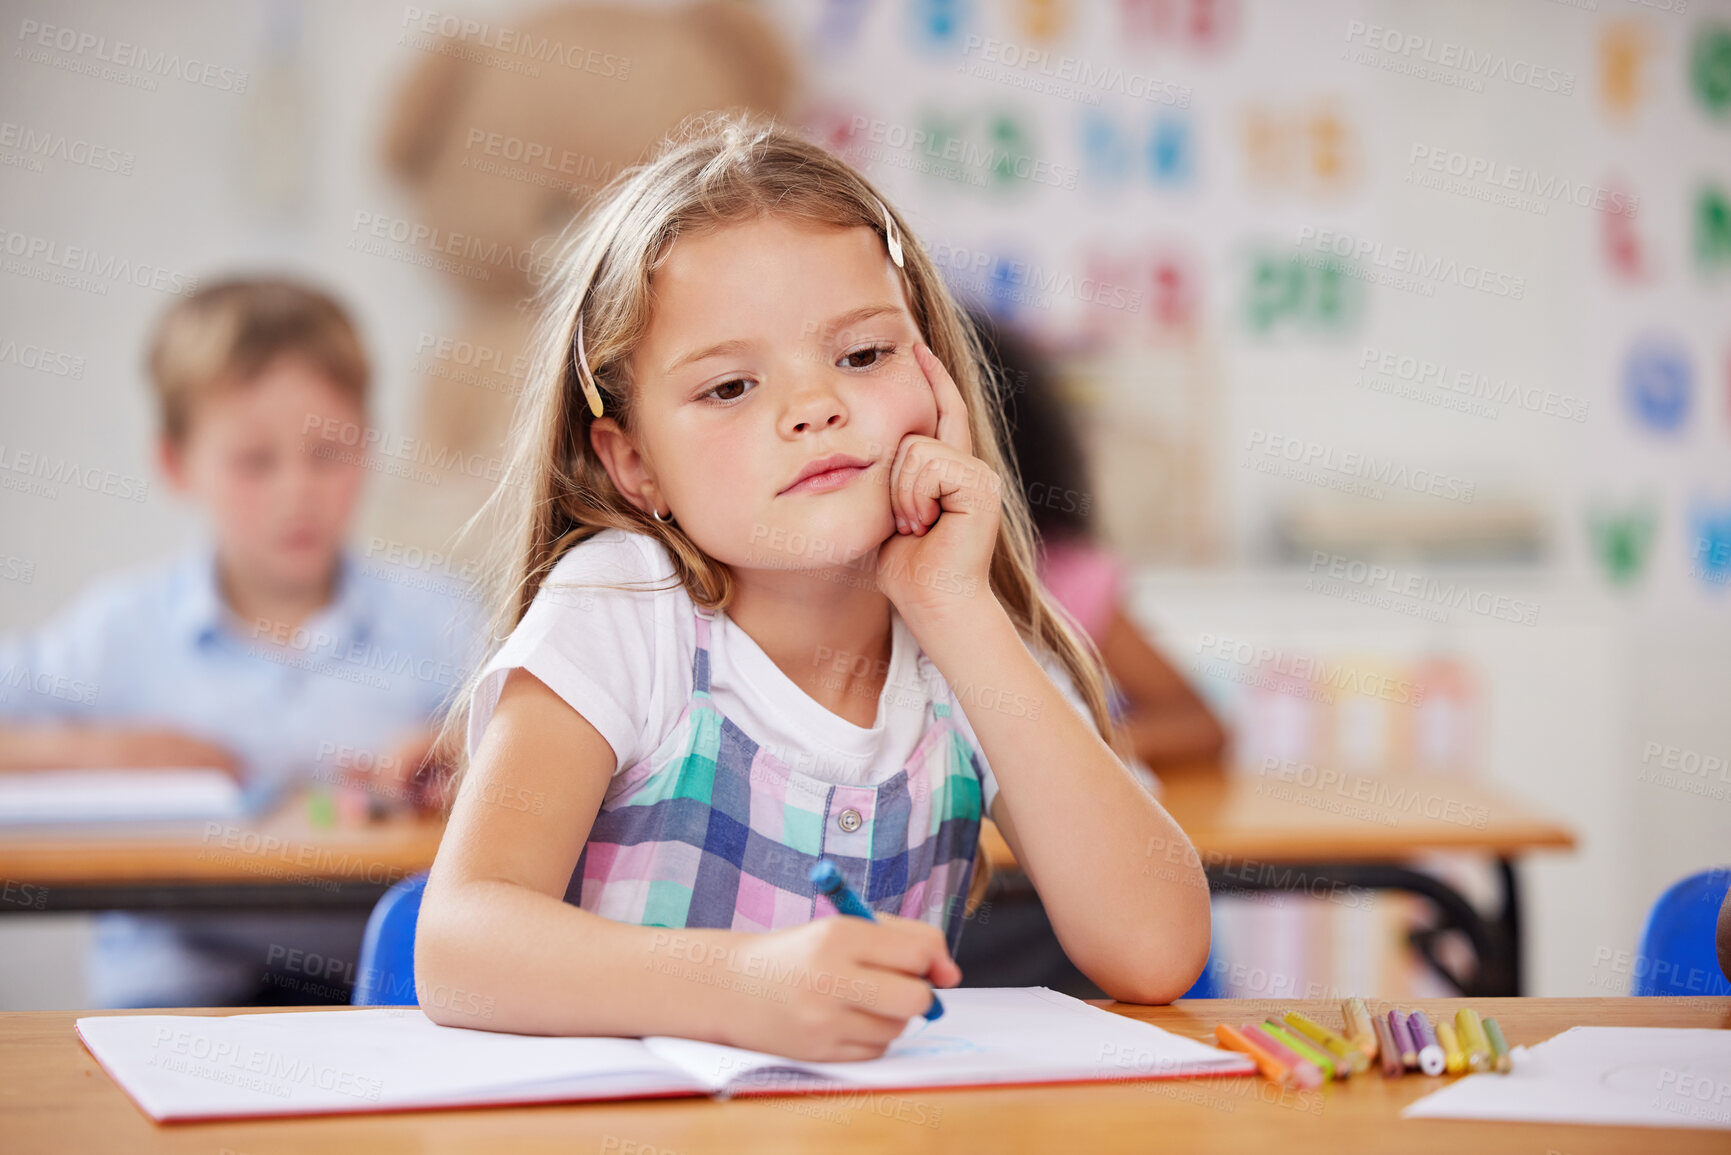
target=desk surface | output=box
[985,767,1576,871]
[3,997,1723,1154]
[0,791,443,888]
[2,769,1574,892]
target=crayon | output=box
[1262,1021,1342,1081]
[1343,997,1378,1059]
[1388,1009,1419,1069]
[1217,1024,1303,1087]
[1482,1016,1513,1074]
[810,859,942,1021]
[1455,1007,1492,1073]
[1371,1014,1404,1078]
[1436,1019,1467,1075]
[1408,1010,1447,1076]
[1284,1011,1371,1074]
[1242,1024,1325,1089]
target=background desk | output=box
[0,770,1577,995]
[0,791,443,915]
[3,997,1723,1155]
[983,767,1576,997]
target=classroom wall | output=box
[2,0,1728,1005]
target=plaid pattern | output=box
[566,606,985,954]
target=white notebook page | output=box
[75,1008,697,1120]
[648,987,1254,1093]
[75,988,1254,1122]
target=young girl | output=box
[416,111,1209,1061]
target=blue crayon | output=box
[809,858,944,1021]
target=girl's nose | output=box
[783,381,847,435]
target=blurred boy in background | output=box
[0,277,482,1007]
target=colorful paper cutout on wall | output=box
[1599,21,1653,119]
[1623,336,1693,433]
[1688,498,1731,590]
[1586,499,1658,588]
[1244,248,1361,334]
[1119,0,1241,54]
[1696,184,1731,274]
[1601,175,1648,282]
[1691,22,1731,119]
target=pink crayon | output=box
[1242,1023,1325,1089]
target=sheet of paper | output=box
[643,986,1255,1093]
[1402,1026,1731,1130]
[75,1008,698,1121]
[0,768,246,825]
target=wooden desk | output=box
[983,767,1576,997]
[982,767,1575,869]
[1,769,1573,995]
[4,997,1724,1154]
[0,790,444,915]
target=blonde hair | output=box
[147,277,369,442]
[440,113,1123,904]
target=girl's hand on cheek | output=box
[877,341,1002,627]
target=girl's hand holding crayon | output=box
[876,341,1003,628]
[716,912,961,1062]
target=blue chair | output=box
[1173,938,1223,999]
[353,872,429,1005]
[1631,867,1731,997]
[1178,954,1221,999]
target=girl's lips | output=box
[781,464,868,495]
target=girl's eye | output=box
[698,344,896,404]
[699,342,900,406]
[703,378,752,403]
[841,343,896,370]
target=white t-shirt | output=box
[466,528,1112,820]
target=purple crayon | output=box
[1407,1010,1447,1076]
[1388,1009,1419,1070]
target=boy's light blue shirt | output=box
[0,541,488,1007]
[0,542,486,795]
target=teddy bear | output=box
[367,1,798,563]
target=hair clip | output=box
[873,195,905,270]
[572,307,604,418]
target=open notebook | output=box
[75,987,1254,1122]
[0,768,248,825]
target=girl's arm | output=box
[878,343,1208,1004]
[918,601,1211,1004]
[1096,605,1230,768]
[414,667,958,1058]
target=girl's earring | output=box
[651,506,677,527]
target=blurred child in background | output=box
[950,306,1228,999]
[0,277,482,1007]
[974,305,1228,783]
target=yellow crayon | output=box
[1455,1007,1492,1073]
[1284,1011,1371,1074]
[1436,1019,1467,1075]
[1342,997,1378,1060]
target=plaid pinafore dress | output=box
[565,605,986,954]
